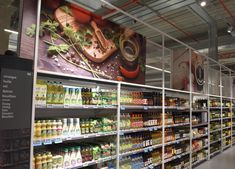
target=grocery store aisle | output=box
[196,147,235,169]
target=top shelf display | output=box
[35,78,117,108]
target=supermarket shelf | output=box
[222,126,232,130]
[222,135,232,139]
[210,150,221,157]
[119,144,162,157]
[165,122,190,128]
[222,117,232,120]
[210,107,221,109]
[165,137,190,146]
[192,157,207,166]
[192,145,208,153]
[222,107,231,109]
[210,128,221,133]
[192,109,208,112]
[222,144,231,150]
[65,155,116,169]
[36,104,117,109]
[210,139,221,145]
[210,118,221,122]
[143,161,162,169]
[120,126,162,134]
[33,132,117,147]
[164,152,190,163]
[192,134,208,140]
[120,105,162,110]
[165,106,190,110]
[192,123,208,128]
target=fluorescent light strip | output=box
[146,64,171,73]
[4,29,18,35]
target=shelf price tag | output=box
[144,148,149,153]
[144,106,148,110]
[121,106,125,110]
[33,140,42,147]
[54,138,62,144]
[82,163,89,167]
[148,127,153,132]
[43,139,52,145]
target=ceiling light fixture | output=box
[4,29,18,35]
[200,1,207,7]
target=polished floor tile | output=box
[195,146,235,169]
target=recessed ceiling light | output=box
[200,1,207,7]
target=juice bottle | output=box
[57,120,63,137]
[46,120,52,139]
[35,120,42,140]
[64,87,70,105]
[52,120,57,138]
[47,152,53,169]
[85,119,90,134]
[46,81,53,104]
[58,82,64,104]
[51,82,57,104]
[80,119,85,134]
[41,120,47,139]
[68,118,75,137]
[42,153,47,169]
[35,154,42,169]
[71,88,77,105]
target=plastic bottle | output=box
[52,120,57,138]
[47,152,53,169]
[35,154,42,169]
[70,148,77,167]
[75,146,82,165]
[41,120,47,139]
[57,120,63,137]
[42,153,47,169]
[75,118,81,136]
[35,120,42,140]
[62,118,68,137]
[64,87,70,105]
[63,148,70,168]
[58,82,64,104]
[46,120,52,139]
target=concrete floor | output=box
[195,147,235,169]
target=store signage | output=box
[0,68,33,129]
[25,0,146,84]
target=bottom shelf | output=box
[192,157,207,167]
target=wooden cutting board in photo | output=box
[55,8,117,63]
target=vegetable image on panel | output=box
[27,0,146,84]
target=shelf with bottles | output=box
[33,116,117,147]
[210,121,221,132]
[35,78,118,109]
[210,139,221,145]
[192,127,208,139]
[210,110,221,121]
[120,86,162,107]
[222,99,231,108]
[119,131,162,156]
[209,97,221,109]
[120,111,162,134]
[164,112,190,128]
[222,137,232,148]
[192,138,208,153]
[192,112,208,127]
[165,155,190,169]
[119,149,162,169]
[192,150,208,167]
[192,96,208,111]
[164,141,190,162]
[222,128,232,137]
[222,110,232,119]
[33,141,116,169]
[164,127,190,145]
[210,149,221,158]
[164,91,190,110]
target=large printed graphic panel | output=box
[36,1,146,84]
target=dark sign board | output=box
[0,57,33,168]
